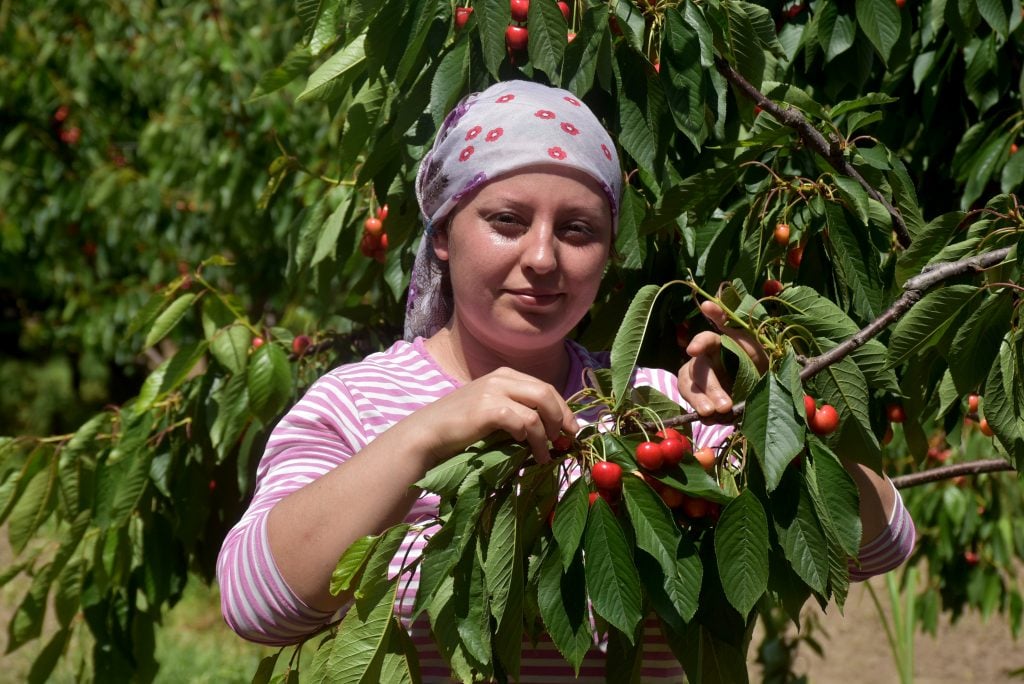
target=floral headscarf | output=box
[404,80,622,341]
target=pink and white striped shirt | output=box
[217,337,913,680]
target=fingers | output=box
[700,301,769,372]
[470,368,579,462]
[678,348,734,416]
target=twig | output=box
[713,56,912,248]
[891,459,1015,489]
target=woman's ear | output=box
[432,222,451,262]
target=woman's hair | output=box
[404,80,622,341]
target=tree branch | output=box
[657,246,1012,430]
[891,459,1016,489]
[713,56,912,248]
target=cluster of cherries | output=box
[454,1,572,56]
[359,204,389,263]
[762,222,805,298]
[586,427,722,522]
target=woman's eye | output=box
[561,223,596,240]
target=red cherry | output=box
[54,105,70,122]
[680,494,711,519]
[510,0,530,22]
[588,491,600,506]
[60,126,81,145]
[551,434,573,451]
[809,404,839,435]
[762,279,784,297]
[963,550,979,566]
[505,24,529,52]
[292,334,311,355]
[773,222,791,246]
[591,461,623,490]
[660,487,686,508]
[635,441,664,471]
[360,232,380,256]
[979,418,994,437]
[376,203,389,221]
[895,0,907,8]
[674,321,691,350]
[886,402,906,423]
[557,1,570,22]
[658,438,689,466]
[455,7,473,30]
[655,427,683,442]
[882,425,893,445]
[787,245,804,269]
[1012,143,1020,155]
[967,394,980,414]
[803,395,817,421]
[251,336,265,350]
[364,217,384,236]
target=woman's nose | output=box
[520,224,557,273]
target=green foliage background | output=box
[1,0,1023,681]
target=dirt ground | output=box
[750,574,1024,683]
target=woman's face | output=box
[434,165,613,354]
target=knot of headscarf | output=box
[404,80,622,341]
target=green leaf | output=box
[7,459,56,554]
[429,39,470,129]
[714,490,769,616]
[777,285,860,340]
[298,33,367,103]
[816,1,856,62]
[583,499,642,639]
[805,440,862,557]
[887,285,979,367]
[562,4,610,95]
[484,491,518,630]
[209,324,252,375]
[320,578,399,683]
[947,292,1015,395]
[977,0,1011,38]
[983,332,1024,470]
[144,293,196,348]
[771,471,830,595]
[611,283,664,409]
[330,534,383,596]
[551,477,589,571]
[246,343,293,424]
[661,9,707,150]
[537,548,593,673]
[622,476,682,576]
[526,0,567,79]
[476,0,511,79]
[311,191,352,267]
[251,45,314,99]
[310,0,344,55]
[376,620,421,684]
[741,373,804,492]
[856,0,902,65]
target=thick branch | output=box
[713,56,912,248]
[891,459,1016,489]
[797,246,1012,380]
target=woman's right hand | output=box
[411,367,580,466]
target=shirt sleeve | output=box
[216,376,363,645]
[848,478,916,581]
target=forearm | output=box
[841,459,897,544]
[266,421,437,612]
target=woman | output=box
[217,81,914,680]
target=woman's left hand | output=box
[677,300,769,416]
